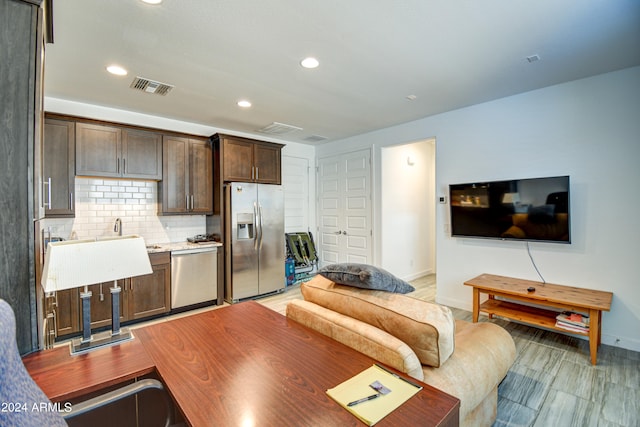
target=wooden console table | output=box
[464,274,613,365]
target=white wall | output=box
[381,140,435,280]
[317,66,640,352]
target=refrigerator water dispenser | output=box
[237,213,254,240]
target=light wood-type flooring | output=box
[256,275,640,427]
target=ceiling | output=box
[44,0,640,144]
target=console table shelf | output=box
[479,300,588,337]
[465,274,612,365]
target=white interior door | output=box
[317,149,372,267]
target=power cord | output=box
[526,241,546,283]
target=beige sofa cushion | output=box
[301,275,455,367]
[287,299,424,381]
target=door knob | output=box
[342,231,348,235]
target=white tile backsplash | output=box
[41,177,205,244]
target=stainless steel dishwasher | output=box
[171,246,217,309]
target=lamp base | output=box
[71,328,134,355]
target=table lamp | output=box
[41,235,152,354]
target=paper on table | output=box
[326,365,422,426]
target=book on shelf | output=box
[555,320,589,333]
[555,311,589,327]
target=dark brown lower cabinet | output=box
[54,252,171,338]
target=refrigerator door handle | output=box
[258,203,264,250]
[253,201,259,251]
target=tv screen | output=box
[449,175,570,243]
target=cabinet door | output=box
[189,139,213,213]
[129,253,170,319]
[253,142,282,184]
[54,289,80,337]
[161,136,189,213]
[43,118,75,217]
[222,137,254,182]
[122,129,162,180]
[85,281,128,330]
[76,122,122,177]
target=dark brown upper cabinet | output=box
[75,122,162,180]
[216,134,283,184]
[43,117,75,217]
[160,136,213,214]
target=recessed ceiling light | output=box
[140,0,162,4]
[106,65,128,76]
[237,100,252,108]
[406,94,417,101]
[300,57,319,69]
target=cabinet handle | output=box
[117,158,120,174]
[186,195,189,210]
[255,167,259,181]
[123,158,126,175]
[190,195,194,210]
[43,177,52,208]
[69,192,73,210]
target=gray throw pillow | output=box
[318,263,415,293]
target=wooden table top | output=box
[136,301,459,426]
[464,274,613,311]
[22,336,155,402]
[25,301,459,426]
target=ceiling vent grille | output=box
[130,76,174,96]
[258,122,303,135]
[303,135,328,143]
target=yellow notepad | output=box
[326,364,423,426]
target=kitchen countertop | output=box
[146,241,222,253]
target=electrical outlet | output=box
[438,196,447,204]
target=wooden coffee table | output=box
[464,274,613,365]
[25,301,460,426]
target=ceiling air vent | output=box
[303,135,328,143]
[130,76,174,96]
[258,122,303,135]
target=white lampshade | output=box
[41,235,152,293]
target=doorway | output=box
[381,139,436,281]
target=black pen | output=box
[347,393,380,407]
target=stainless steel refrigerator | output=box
[225,182,284,302]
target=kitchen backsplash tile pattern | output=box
[41,178,205,244]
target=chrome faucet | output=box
[114,218,122,236]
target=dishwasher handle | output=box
[171,247,217,256]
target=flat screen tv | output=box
[449,175,570,243]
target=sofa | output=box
[286,274,516,427]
